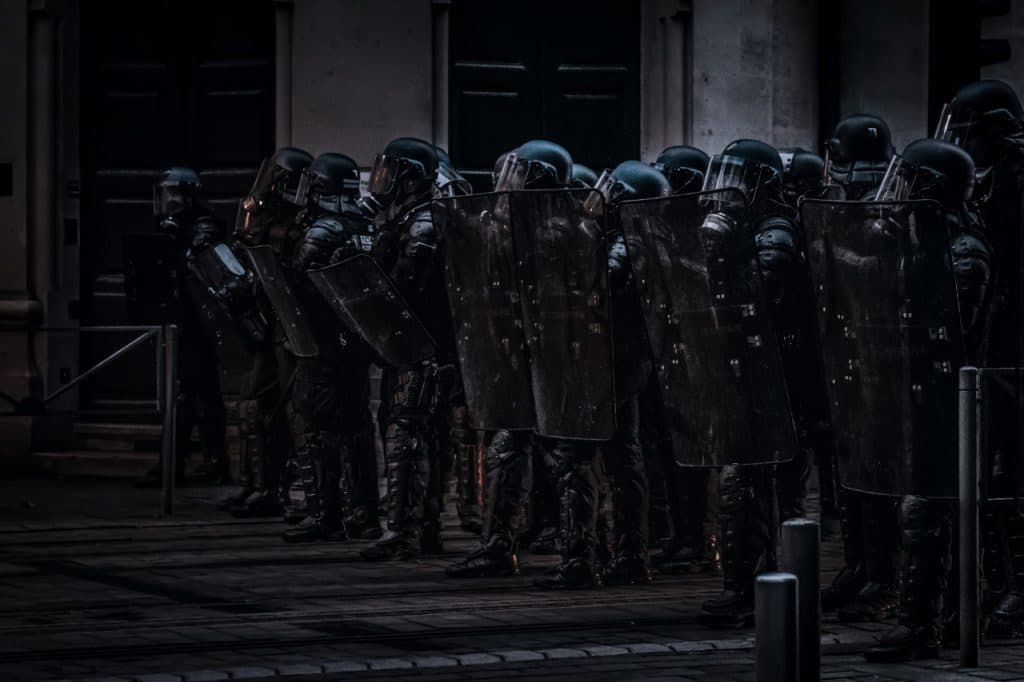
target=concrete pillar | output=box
[641,0,694,161]
[274,0,294,148]
[431,0,451,151]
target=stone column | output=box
[274,0,294,148]
[431,0,451,151]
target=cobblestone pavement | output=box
[0,474,1022,681]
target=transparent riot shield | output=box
[802,199,965,497]
[509,189,615,441]
[619,189,798,467]
[181,272,254,376]
[433,192,534,432]
[307,254,436,368]
[243,245,318,358]
[122,232,181,324]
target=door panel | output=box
[80,0,274,411]
[449,0,640,188]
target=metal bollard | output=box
[756,572,799,682]
[782,519,820,682]
[959,366,980,667]
[160,325,179,517]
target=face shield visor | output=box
[653,162,705,195]
[152,181,197,217]
[493,154,561,192]
[874,154,966,205]
[368,153,427,199]
[250,159,305,207]
[294,169,360,214]
[700,155,777,212]
[582,169,629,217]
[934,101,1023,175]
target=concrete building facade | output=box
[0,0,1012,461]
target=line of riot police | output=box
[123,77,1024,664]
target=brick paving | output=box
[0,474,1022,681]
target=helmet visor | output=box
[874,155,948,202]
[153,182,196,217]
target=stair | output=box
[30,421,243,480]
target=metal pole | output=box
[160,325,179,517]
[959,366,980,667]
[756,572,799,682]
[782,519,820,682]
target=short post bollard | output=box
[756,572,799,682]
[782,519,820,682]
[959,366,980,667]
[160,325,179,517]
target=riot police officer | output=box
[137,167,228,487]
[533,160,670,589]
[935,78,1024,638]
[861,138,990,661]
[695,140,792,627]
[277,152,379,543]
[644,144,720,575]
[819,115,903,624]
[213,147,312,517]
[446,140,577,578]
[359,138,456,561]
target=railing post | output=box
[959,365,980,667]
[756,572,799,682]
[160,325,179,517]
[782,518,820,682]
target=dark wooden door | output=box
[449,1,641,189]
[79,0,274,411]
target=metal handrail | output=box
[5,324,180,517]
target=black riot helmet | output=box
[779,148,826,206]
[234,147,314,242]
[493,139,573,191]
[702,139,785,212]
[367,137,439,205]
[584,160,670,216]
[154,166,201,219]
[876,138,976,208]
[295,152,361,214]
[935,79,1024,174]
[571,163,599,189]
[824,114,894,195]
[653,145,710,194]
[434,145,473,197]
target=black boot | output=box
[534,442,602,590]
[446,535,519,578]
[699,465,773,629]
[526,444,561,555]
[282,433,347,543]
[344,506,384,540]
[448,431,530,578]
[652,468,717,574]
[603,545,652,585]
[453,407,485,535]
[821,489,867,611]
[342,413,382,539]
[838,495,899,622]
[361,421,427,562]
[865,496,950,662]
[602,406,652,587]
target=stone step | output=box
[31,450,157,478]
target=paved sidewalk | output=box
[0,474,1021,681]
